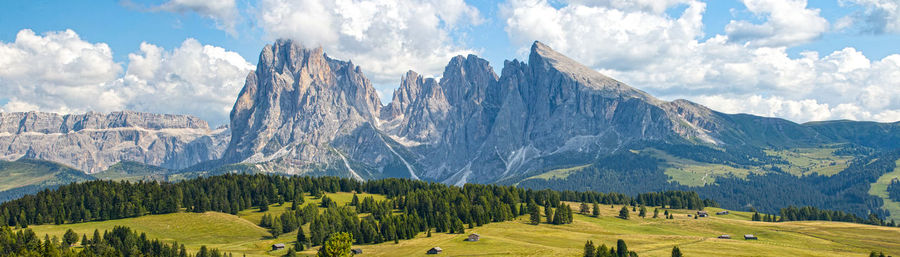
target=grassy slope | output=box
[869,159,900,221]
[351,203,900,257]
[765,147,852,177]
[27,192,386,257]
[25,195,900,257]
[91,161,170,182]
[0,159,91,191]
[522,164,592,181]
[641,148,762,187]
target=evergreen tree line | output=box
[888,179,900,202]
[582,239,638,257]
[750,206,896,227]
[0,225,228,257]
[0,174,716,229]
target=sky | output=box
[1,0,900,126]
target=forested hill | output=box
[0,174,713,239]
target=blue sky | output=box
[1,0,900,125]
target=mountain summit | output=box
[217,40,736,183]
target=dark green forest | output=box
[0,225,227,257]
[518,144,900,220]
[0,174,715,248]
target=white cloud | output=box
[725,0,828,47]
[503,0,900,123]
[256,0,481,86]
[841,0,900,34]
[157,0,240,35]
[0,29,253,125]
[0,29,123,114]
[120,39,255,125]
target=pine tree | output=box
[81,234,89,246]
[616,239,628,257]
[285,248,297,257]
[671,246,683,257]
[530,205,541,225]
[619,206,630,220]
[62,229,79,247]
[271,218,283,237]
[752,212,761,221]
[580,203,590,214]
[653,208,659,218]
[296,226,308,251]
[260,196,270,212]
[350,194,359,206]
[545,205,554,224]
[317,232,353,257]
[592,202,600,217]
[638,206,647,218]
[584,240,596,257]
[596,244,608,257]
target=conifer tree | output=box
[671,246,683,257]
[592,202,600,217]
[653,208,659,218]
[584,240,596,257]
[581,203,590,214]
[616,239,628,257]
[296,226,308,251]
[639,206,647,218]
[529,204,541,225]
[317,232,353,257]
[545,205,554,224]
[619,206,630,220]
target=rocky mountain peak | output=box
[528,41,655,101]
[223,39,396,178]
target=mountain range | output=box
[2,40,899,218]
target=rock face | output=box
[222,39,411,179]
[385,42,718,184]
[0,111,229,173]
[222,40,725,183]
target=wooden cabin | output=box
[696,211,709,217]
[466,233,480,242]
[427,247,443,254]
[744,234,758,240]
[718,235,731,239]
[271,243,285,251]
[716,211,730,215]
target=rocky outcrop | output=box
[220,40,726,182]
[222,39,409,179]
[386,42,715,184]
[0,111,229,173]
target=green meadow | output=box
[24,192,900,257]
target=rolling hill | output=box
[24,192,900,257]
[0,159,94,202]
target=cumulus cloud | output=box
[156,0,241,35]
[120,39,255,125]
[256,0,481,86]
[841,0,900,34]
[0,29,253,125]
[724,0,828,47]
[503,0,900,123]
[0,29,123,114]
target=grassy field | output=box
[24,194,900,257]
[869,159,900,221]
[91,161,170,181]
[0,159,92,191]
[637,148,763,187]
[522,164,592,181]
[765,147,852,177]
